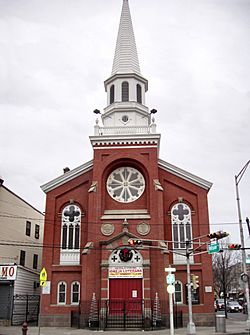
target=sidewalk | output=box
[0,317,249,335]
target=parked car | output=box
[216,299,225,311]
[227,301,243,313]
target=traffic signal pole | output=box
[186,250,196,335]
[235,161,250,330]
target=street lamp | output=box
[235,160,250,329]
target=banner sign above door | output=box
[109,267,143,278]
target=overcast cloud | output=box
[0,0,249,244]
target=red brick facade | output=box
[40,143,214,327]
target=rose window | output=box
[106,167,145,203]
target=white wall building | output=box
[0,178,44,324]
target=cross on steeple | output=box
[64,205,80,222]
[173,204,189,221]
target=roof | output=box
[41,158,212,193]
[158,159,212,190]
[0,181,44,215]
[41,160,93,193]
[111,0,141,75]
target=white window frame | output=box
[71,281,80,305]
[60,204,81,265]
[171,203,192,250]
[57,281,67,305]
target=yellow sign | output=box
[40,268,47,282]
[109,267,143,278]
[40,280,46,287]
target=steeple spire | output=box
[112,0,141,75]
[90,0,159,148]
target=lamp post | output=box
[235,160,250,329]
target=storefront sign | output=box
[0,265,17,280]
[109,267,143,278]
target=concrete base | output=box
[39,314,71,327]
[183,313,215,327]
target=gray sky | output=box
[0,0,250,244]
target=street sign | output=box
[208,242,219,254]
[165,267,176,273]
[40,267,47,286]
[167,284,175,294]
[246,253,250,264]
[166,273,175,285]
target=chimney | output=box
[63,167,70,174]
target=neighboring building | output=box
[40,0,214,329]
[0,178,44,325]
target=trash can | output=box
[215,314,226,333]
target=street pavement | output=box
[0,316,250,335]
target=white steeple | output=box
[90,0,160,148]
[112,0,141,76]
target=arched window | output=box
[71,281,80,305]
[60,204,81,265]
[110,85,115,104]
[171,203,192,249]
[57,281,67,304]
[122,81,129,102]
[61,204,81,250]
[136,84,142,103]
[174,281,183,304]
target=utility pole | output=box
[235,160,250,330]
[165,266,176,335]
[186,248,196,335]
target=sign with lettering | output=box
[0,265,17,280]
[109,267,143,278]
[208,242,219,254]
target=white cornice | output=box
[41,160,93,193]
[40,156,211,194]
[90,133,160,143]
[158,159,212,191]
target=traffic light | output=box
[228,244,241,250]
[246,217,250,236]
[191,274,199,290]
[128,238,143,246]
[207,231,229,240]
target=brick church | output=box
[40,0,214,329]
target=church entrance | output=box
[107,278,143,328]
[109,278,142,315]
[106,247,144,328]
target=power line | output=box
[0,212,245,226]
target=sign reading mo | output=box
[0,265,17,280]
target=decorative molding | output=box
[137,222,150,236]
[88,181,97,193]
[101,209,150,220]
[153,179,163,191]
[90,133,160,148]
[101,223,115,236]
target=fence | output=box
[74,299,182,330]
[11,295,40,326]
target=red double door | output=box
[109,278,143,315]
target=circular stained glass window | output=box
[106,167,145,203]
